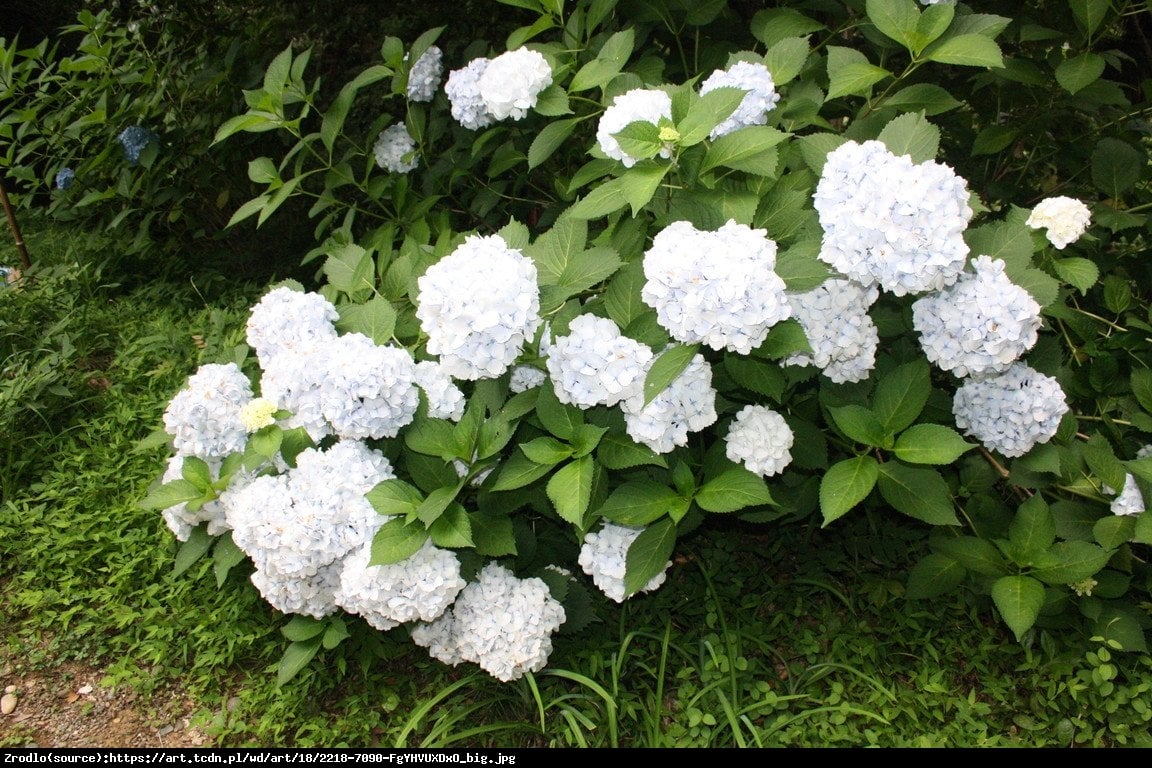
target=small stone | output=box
[157,725,174,737]
[1,693,17,715]
[77,684,93,695]
[4,685,14,694]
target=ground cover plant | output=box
[3,0,1152,748]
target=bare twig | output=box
[0,174,31,271]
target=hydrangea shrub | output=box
[143,0,1152,681]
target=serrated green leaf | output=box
[623,519,675,597]
[597,432,668,470]
[866,0,920,52]
[1093,515,1135,550]
[877,112,940,164]
[366,479,424,517]
[1053,257,1098,295]
[620,162,670,216]
[212,533,247,588]
[678,87,746,146]
[893,424,974,464]
[965,219,1033,272]
[430,503,474,548]
[829,404,888,448]
[931,535,1009,576]
[751,8,825,49]
[335,296,397,344]
[489,451,554,492]
[569,176,629,219]
[598,481,683,526]
[881,83,962,115]
[528,117,580,170]
[471,510,518,557]
[643,345,699,406]
[700,126,790,175]
[173,526,212,577]
[547,456,594,526]
[369,517,428,566]
[911,3,954,55]
[971,125,1018,156]
[1082,433,1126,493]
[796,133,848,176]
[604,261,646,330]
[1010,495,1056,559]
[924,34,1004,68]
[322,618,350,650]
[826,46,891,100]
[1092,137,1143,200]
[533,84,571,116]
[277,637,322,687]
[140,479,203,511]
[764,37,810,85]
[417,484,460,525]
[1031,541,1111,585]
[696,468,774,513]
[905,553,965,599]
[281,615,326,642]
[992,575,1045,641]
[536,384,583,440]
[1069,0,1110,37]
[724,356,787,402]
[878,462,959,526]
[1055,52,1105,95]
[1135,511,1152,545]
[1131,369,1152,414]
[404,416,460,459]
[569,28,634,92]
[1008,267,1060,308]
[820,456,879,526]
[520,436,574,465]
[1094,608,1147,653]
[873,359,930,434]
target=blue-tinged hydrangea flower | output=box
[410,562,566,681]
[642,219,790,354]
[724,405,794,477]
[912,255,1041,378]
[335,539,466,630]
[246,287,339,368]
[546,314,653,408]
[478,47,552,121]
[373,124,419,174]
[1107,473,1145,517]
[414,360,466,421]
[578,523,670,603]
[406,46,443,102]
[162,362,253,458]
[55,168,75,190]
[814,140,973,296]
[621,353,717,454]
[952,362,1068,458]
[1026,196,1092,249]
[509,364,547,393]
[316,333,420,440]
[159,455,233,541]
[117,125,156,165]
[445,57,495,131]
[699,61,780,139]
[416,234,541,380]
[258,348,332,442]
[784,278,879,383]
[224,441,394,618]
[596,88,673,168]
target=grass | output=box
[3,220,1152,747]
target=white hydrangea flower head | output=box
[478,47,553,121]
[1026,196,1092,249]
[335,539,466,630]
[724,405,794,477]
[621,353,717,454]
[257,347,332,442]
[597,88,673,168]
[416,234,541,380]
[952,363,1069,457]
[1137,445,1152,459]
[250,561,344,619]
[814,140,973,296]
[546,314,654,408]
[509,364,547,393]
[373,124,419,174]
[246,287,339,368]
[311,333,419,440]
[445,57,495,130]
[699,61,780,138]
[163,362,253,459]
[912,255,1042,378]
[413,360,466,421]
[1108,473,1145,517]
[578,523,670,602]
[225,440,393,588]
[410,562,566,681]
[783,278,879,383]
[641,219,791,354]
[406,45,443,102]
[159,455,233,541]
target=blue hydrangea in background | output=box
[117,126,157,165]
[55,168,75,190]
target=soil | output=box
[0,661,210,749]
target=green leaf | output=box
[173,526,212,577]
[322,618,350,650]
[699,126,789,175]
[992,575,1045,641]
[880,83,962,115]
[752,9,825,49]
[247,157,280,185]
[430,503,474,548]
[1053,257,1098,295]
[335,296,397,344]
[569,176,629,220]
[825,46,890,100]
[620,163,670,216]
[528,118,580,170]
[471,510,517,557]
[924,34,1004,68]
[877,112,940,164]
[1009,267,1060,308]
[547,456,594,526]
[878,462,959,526]
[536,384,583,441]
[1136,511,1152,545]
[369,517,428,566]
[1082,433,1126,493]
[623,519,675,597]
[597,432,668,470]
[1093,515,1135,550]
[1009,496,1056,559]
[725,356,787,402]
[571,424,608,458]
[872,359,930,434]
[489,452,554,492]
[533,84,571,116]
[569,28,634,92]
[828,404,888,448]
[1055,53,1105,95]
[529,216,588,286]
[212,533,247,588]
[965,219,1033,272]
[139,479,202,511]
[931,535,1009,576]
[775,239,832,291]
[1131,369,1152,414]
[820,456,879,526]
[696,468,774,513]
[797,133,848,176]
[604,262,646,330]
[971,125,1018,156]
[906,553,965,600]
[281,615,326,642]
[417,484,461,525]
[677,87,747,146]
[911,3,954,55]
[277,638,322,687]
[1031,541,1112,585]
[893,424,974,464]
[323,243,374,299]
[520,436,574,465]
[1069,0,1110,37]
[1095,609,1148,653]
[366,479,424,518]
[643,345,699,407]
[613,121,663,161]
[263,45,293,93]
[764,37,810,86]
[866,0,920,53]
[404,416,460,459]
[1091,137,1143,199]
[598,481,684,526]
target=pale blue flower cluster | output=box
[784,278,879,383]
[546,314,653,408]
[162,362,253,459]
[724,405,794,477]
[1108,474,1145,517]
[246,287,340,368]
[445,58,495,130]
[478,47,553,121]
[621,352,717,453]
[373,124,419,174]
[336,540,466,630]
[596,88,673,167]
[578,523,670,602]
[55,168,75,190]
[641,219,790,354]
[117,125,156,165]
[413,360,466,421]
[952,362,1068,457]
[406,46,444,102]
[700,61,780,138]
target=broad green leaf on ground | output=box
[905,553,965,599]
[992,575,1045,641]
